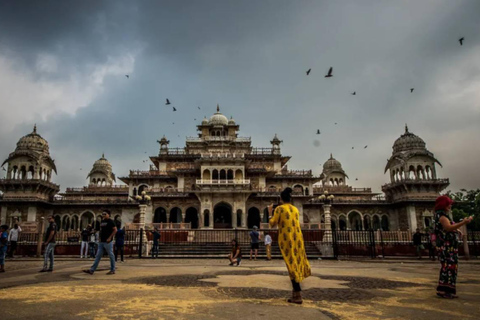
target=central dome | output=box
[208,104,229,126]
[392,125,426,153]
[323,154,342,170]
[16,125,50,154]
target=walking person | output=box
[249,226,261,260]
[114,222,125,263]
[7,223,22,258]
[413,228,424,259]
[151,228,161,259]
[428,228,436,261]
[0,225,9,272]
[264,232,272,261]
[434,195,473,299]
[228,239,242,266]
[40,215,57,272]
[268,187,311,304]
[83,210,117,275]
[80,225,90,258]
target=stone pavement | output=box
[0,258,479,319]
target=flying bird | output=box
[166,99,171,105]
[351,92,356,95]
[459,37,464,46]
[325,67,333,78]
[172,122,175,125]
[316,129,321,135]
[173,107,177,112]
[364,145,368,149]
[355,178,358,181]
[410,88,414,93]
[306,68,311,76]
[198,106,201,110]
[194,118,197,121]
[334,122,338,125]
[125,75,129,79]
[352,147,354,149]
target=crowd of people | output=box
[0,190,475,302]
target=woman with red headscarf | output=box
[434,195,473,299]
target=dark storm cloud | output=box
[0,0,480,192]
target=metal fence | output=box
[11,229,480,259]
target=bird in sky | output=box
[173,107,177,112]
[198,106,201,110]
[166,99,171,105]
[325,67,333,78]
[410,88,414,93]
[334,122,338,125]
[352,147,354,149]
[351,91,356,95]
[177,135,180,137]
[194,118,197,121]
[125,75,129,79]
[364,145,368,149]
[306,68,311,75]
[79,168,82,170]
[459,37,464,46]
[145,152,147,154]
[355,178,358,181]
[172,122,175,125]
[316,129,321,135]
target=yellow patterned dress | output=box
[269,204,311,283]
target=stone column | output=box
[36,217,45,258]
[209,211,214,229]
[241,211,246,228]
[323,204,332,242]
[232,210,237,228]
[138,204,148,256]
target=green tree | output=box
[445,189,480,230]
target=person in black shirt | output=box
[151,228,161,259]
[83,210,117,275]
[114,222,125,263]
[228,239,242,266]
[413,228,424,259]
[80,225,91,258]
[40,215,57,272]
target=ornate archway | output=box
[185,207,199,229]
[214,203,232,229]
[247,207,261,229]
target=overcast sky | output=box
[0,0,479,193]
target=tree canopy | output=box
[445,189,480,230]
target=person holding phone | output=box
[268,187,311,304]
[434,195,473,299]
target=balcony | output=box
[186,136,251,142]
[313,186,373,194]
[196,179,250,185]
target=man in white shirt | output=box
[8,224,22,258]
[264,232,272,261]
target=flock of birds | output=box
[118,37,468,181]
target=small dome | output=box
[392,125,426,153]
[209,104,228,126]
[16,125,49,154]
[93,154,112,168]
[228,116,236,125]
[323,154,342,170]
[202,117,209,125]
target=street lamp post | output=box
[133,191,151,256]
[318,191,335,242]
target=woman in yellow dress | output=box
[268,187,311,304]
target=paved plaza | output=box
[0,258,479,320]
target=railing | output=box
[196,179,250,185]
[313,186,373,194]
[64,186,129,193]
[53,197,130,204]
[159,148,189,155]
[148,188,192,195]
[382,178,450,188]
[129,170,171,177]
[249,148,274,155]
[186,136,251,142]
[274,170,313,177]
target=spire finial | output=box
[217,104,220,112]
[330,153,333,159]
[102,152,105,158]
[405,123,409,133]
[33,124,37,134]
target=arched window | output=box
[235,169,243,180]
[417,166,424,180]
[227,169,234,180]
[203,169,211,180]
[293,184,303,194]
[381,216,389,231]
[212,169,219,180]
[138,184,148,194]
[220,169,226,180]
[28,166,34,179]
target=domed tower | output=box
[320,154,348,186]
[87,154,116,186]
[0,125,59,203]
[194,104,240,141]
[270,133,282,155]
[382,125,449,230]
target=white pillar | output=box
[406,205,417,232]
[323,204,332,242]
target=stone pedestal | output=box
[323,204,332,242]
[139,204,149,256]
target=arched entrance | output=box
[381,216,390,231]
[204,209,210,228]
[170,207,182,223]
[80,211,94,229]
[214,203,232,228]
[247,207,261,229]
[349,211,363,231]
[373,216,381,230]
[339,216,347,231]
[236,209,243,228]
[154,207,167,223]
[185,207,199,229]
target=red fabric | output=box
[434,195,453,211]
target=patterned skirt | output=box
[436,245,458,295]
